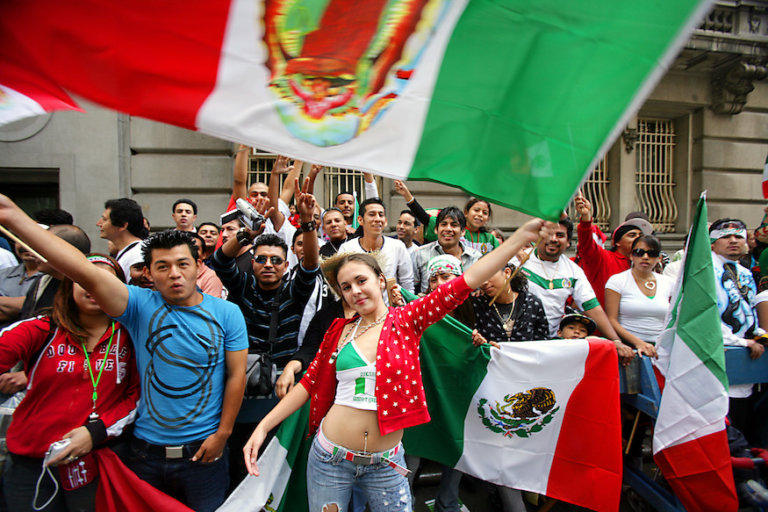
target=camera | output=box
[220,198,266,231]
[43,438,71,466]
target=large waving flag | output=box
[652,194,738,511]
[403,312,623,512]
[2,0,708,219]
[222,307,622,512]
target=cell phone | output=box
[43,438,71,466]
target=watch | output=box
[236,228,252,247]
[300,220,317,232]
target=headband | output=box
[709,227,747,243]
[427,254,463,278]
[87,255,121,274]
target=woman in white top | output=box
[605,235,674,358]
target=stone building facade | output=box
[0,2,767,253]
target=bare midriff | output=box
[322,404,403,453]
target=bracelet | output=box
[300,220,317,232]
[236,228,252,247]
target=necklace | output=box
[724,263,750,300]
[632,270,656,292]
[538,253,561,289]
[329,311,388,363]
[81,321,116,420]
[492,296,516,334]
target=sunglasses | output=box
[631,248,660,258]
[254,255,285,265]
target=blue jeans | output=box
[307,435,411,512]
[125,438,229,512]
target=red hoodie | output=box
[576,220,630,307]
[0,317,139,457]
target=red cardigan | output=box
[300,276,473,436]
[576,220,630,306]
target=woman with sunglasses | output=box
[0,254,139,511]
[243,218,554,512]
[604,235,674,358]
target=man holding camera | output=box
[210,179,319,484]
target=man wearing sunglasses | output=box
[709,218,765,434]
[211,184,320,366]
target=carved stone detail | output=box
[711,58,768,115]
[622,128,638,154]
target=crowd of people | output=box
[0,147,766,512]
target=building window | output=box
[323,168,380,209]
[568,158,611,232]
[635,119,677,233]
[248,150,380,208]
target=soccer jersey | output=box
[520,250,601,337]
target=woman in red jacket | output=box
[243,219,554,512]
[1,254,139,512]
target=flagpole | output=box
[0,225,48,263]
[489,236,542,306]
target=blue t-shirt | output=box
[116,285,247,444]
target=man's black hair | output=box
[142,230,198,266]
[291,228,304,248]
[436,206,466,231]
[359,197,385,217]
[559,217,574,242]
[105,198,147,238]
[172,198,198,215]
[49,225,91,254]
[334,191,354,204]
[253,233,288,257]
[197,221,219,232]
[399,210,421,227]
[33,208,74,226]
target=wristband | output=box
[236,228,252,247]
[300,220,317,232]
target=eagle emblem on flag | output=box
[262,0,448,146]
[477,387,559,438]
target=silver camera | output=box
[43,438,71,466]
[220,198,266,231]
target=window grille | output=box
[248,150,380,208]
[567,158,611,232]
[323,167,381,209]
[635,119,677,233]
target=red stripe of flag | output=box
[546,338,623,511]
[653,429,738,512]
[0,0,231,128]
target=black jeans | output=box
[125,437,229,512]
[3,453,96,512]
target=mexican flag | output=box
[652,195,738,511]
[1,0,708,219]
[217,403,310,512]
[404,313,623,511]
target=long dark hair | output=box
[52,253,124,339]
[464,198,492,233]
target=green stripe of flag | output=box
[674,196,729,390]
[410,0,704,220]
[401,289,490,466]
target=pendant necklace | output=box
[329,312,388,363]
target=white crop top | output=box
[334,340,377,410]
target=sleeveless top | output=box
[334,339,377,410]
